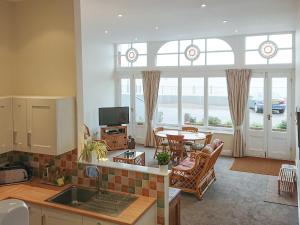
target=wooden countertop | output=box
[0,180,156,225]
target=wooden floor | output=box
[230,157,294,176]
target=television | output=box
[99,107,129,126]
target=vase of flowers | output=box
[157,152,170,172]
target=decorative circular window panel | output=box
[126,48,139,63]
[259,41,278,59]
[184,44,200,61]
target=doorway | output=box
[246,72,292,160]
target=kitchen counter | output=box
[0,180,156,225]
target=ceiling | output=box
[83,0,299,43]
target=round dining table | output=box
[156,130,206,141]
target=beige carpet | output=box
[230,157,294,176]
[264,176,297,207]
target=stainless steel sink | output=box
[47,186,137,216]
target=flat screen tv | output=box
[99,107,129,126]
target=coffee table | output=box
[113,151,145,166]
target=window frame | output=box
[156,38,235,67]
[154,74,233,132]
[244,33,294,65]
[117,43,148,68]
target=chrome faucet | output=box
[85,166,102,192]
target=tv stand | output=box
[101,125,128,150]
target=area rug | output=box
[264,176,297,207]
[230,157,294,176]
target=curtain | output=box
[142,71,161,147]
[226,69,252,157]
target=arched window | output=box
[245,33,293,65]
[156,38,234,66]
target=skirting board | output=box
[221,149,232,156]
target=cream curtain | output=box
[142,71,161,147]
[226,69,252,157]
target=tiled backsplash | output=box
[0,150,166,225]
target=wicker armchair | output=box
[170,139,224,200]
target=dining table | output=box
[156,129,206,141]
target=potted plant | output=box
[80,140,109,162]
[157,152,170,172]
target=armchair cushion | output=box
[211,139,223,149]
[201,144,214,154]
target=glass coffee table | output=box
[113,151,145,166]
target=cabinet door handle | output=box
[27,132,32,147]
[97,222,101,225]
[41,214,45,225]
[13,130,17,145]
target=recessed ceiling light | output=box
[155,26,159,30]
[117,14,123,18]
[201,3,207,8]
[223,20,229,23]
[134,37,138,41]
[104,30,109,34]
[234,29,239,33]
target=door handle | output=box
[267,114,272,120]
[27,132,32,147]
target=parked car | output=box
[249,97,286,113]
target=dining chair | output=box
[182,126,199,151]
[153,127,169,158]
[167,134,186,165]
[191,132,213,152]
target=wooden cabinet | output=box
[11,96,76,155]
[101,126,128,150]
[0,97,13,154]
[169,188,181,225]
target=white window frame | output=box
[117,43,148,68]
[154,73,233,132]
[244,33,294,65]
[156,38,235,67]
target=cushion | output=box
[201,144,214,154]
[191,143,204,150]
[161,140,169,146]
[180,157,195,168]
[211,139,223,149]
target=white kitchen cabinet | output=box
[28,203,43,225]
[13,97,29,152]
[0,97,13,154]
[43,208,82,225]
[83,217,117,225]
[12,96,76,155]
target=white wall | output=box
[79,1,115,138]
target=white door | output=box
[267,75,291,160]
[27,99,56,155]
[13,98,29,152]
[0,98,13,153]
[246,72,292,160]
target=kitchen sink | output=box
[47,186,138,216]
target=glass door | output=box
[246,75,266,157]
[267,75,291,160]
[246,73,292,160]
